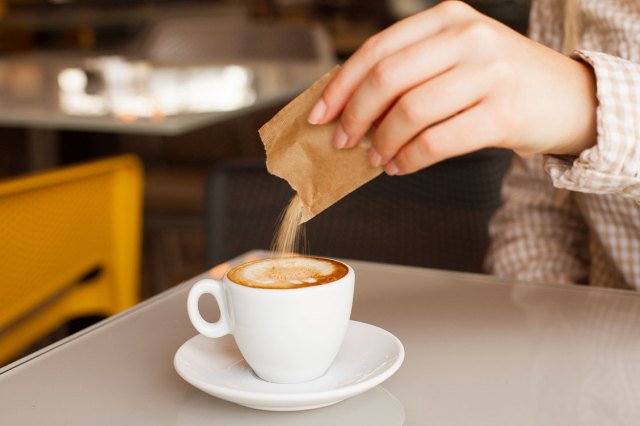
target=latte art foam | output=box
[227,257,348,289]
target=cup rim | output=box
[224,255,353,292]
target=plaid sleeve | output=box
[544,51,640,200]
[485,156,590,285]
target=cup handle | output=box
[187,278,231,338]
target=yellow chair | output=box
[0,155,143,364]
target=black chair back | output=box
[206,149,513,272]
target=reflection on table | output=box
[58,57,257,119]
[0,52,333,135]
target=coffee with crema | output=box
[228,256,348,289]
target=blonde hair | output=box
[552,0,583,206]
[562,0,582,54]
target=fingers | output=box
[385,103,504,175]
[336,28,463,150]
[369,64,491,164]
[307,1,474,126]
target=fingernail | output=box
[385,161,399,176]
[369,148,383,167]
[308,98,327,125]
[334,124,348,149]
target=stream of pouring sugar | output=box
[271,195,308,257]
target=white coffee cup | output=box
[187,257,354,384]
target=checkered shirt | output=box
[485,0,640,289]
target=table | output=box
[0,53,331,136]
[0,52,332,169]
[2,250,640,425]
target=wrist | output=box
[552,59,598,156]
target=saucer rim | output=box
[174,320,404,404]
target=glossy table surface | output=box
[2,250,640,425]
[0,53,331,135]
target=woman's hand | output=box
[307,1,597,176]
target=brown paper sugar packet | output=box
[259,66,383,223]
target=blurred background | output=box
[0,0,529,364]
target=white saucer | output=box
[174,320,404,411]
